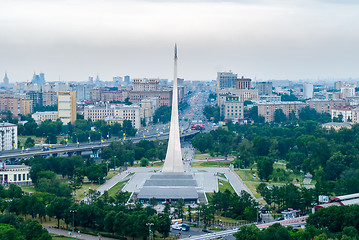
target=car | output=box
[50,146,56,149]
[25,150,30,153]
[276,217,284,221]
[202,229,212,233]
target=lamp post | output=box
[146,223,154,240]
[70,210,77,233]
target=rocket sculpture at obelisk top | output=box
[162,44,185,173]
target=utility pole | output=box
[70,210,77,233]
[146,223,154,240]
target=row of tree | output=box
[193,107,359,197]
[235,205,359,240]
[0,184,172,239]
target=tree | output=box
[140,157,149,167]
[234,224,260,240]
[153,106,171,124]
[47,197,71,228]
[274,109,287,123]
[24,137,35,148]
[257,157,274,181]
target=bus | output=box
[191,124,205,130]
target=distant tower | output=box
[95,75,100,83]
[162,44,184,173]
[3,72,9,89]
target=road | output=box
[44,226,116,240]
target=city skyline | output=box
[1,0,359,82]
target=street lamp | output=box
[70,210,77,233]
[146,223,154,240]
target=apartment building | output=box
[258,101,306,122]
[306,99,346,114]
[0,123,18,151]
[58,91,76,124]
[32,111,59,123]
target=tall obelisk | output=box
[162,44,184,173]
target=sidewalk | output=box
[45,226,117,240]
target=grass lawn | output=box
[218,179,235,193]
[21,185,36,193]
[193,154,210,160]
[106,180,129,197]
[105,170,118,180]
[217,172,227,179]
[74,183,100,200]
[198,170,207,172]
[214,216,249,225]
[236,170,257,182]
[50,234,73,240]
[192,161,230,168]
[151,161,164,167]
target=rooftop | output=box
[0,122,17,127]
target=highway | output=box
[0,129,199,161]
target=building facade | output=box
[20,99,33,115]
[223,96,244,121]
[133,78,159,91]
[258,101,306,122]
[303,83,314,99]
[236,77,251,90]
[0,123,18,151]
[42,92,57,106]
[217,71,237,89]
[32,111,59,123]
[57,91,77,124]
[331,105,358,122]
[0,98,19,116]
[84,104,140,129]
[256,82,273,95]
[129,90,172,107]
[0,165,31,186]
[306,99,346,114]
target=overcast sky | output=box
[0,0,359,82]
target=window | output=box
[14,174,16,181]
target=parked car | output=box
[202,229,212,233]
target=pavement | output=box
[45,226,116,240]
[81,170,131,202]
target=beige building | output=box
[84,105,114,121]
[20,99,33,115]
[129,90,172,107]
[306,99,346,114]
[133,78,159,91]
[0,97,19,116]
[42,92,57,106]
[90,89,101,102]
[0,165,31,186]
[236,77,251,90]
[101,90,128,103]
[103,116,124,125]
[58,91,77,124]
[223,96,244,121]
[84,104,140,129]
[217,88,258,105]
[32,111,58,123]
[258,101,306,122]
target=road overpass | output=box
[0,130,200,161]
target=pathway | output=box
[45,226,116,240]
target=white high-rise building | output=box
[58,91,77,125]
[303,83,313,99]
[0,123,18,151]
